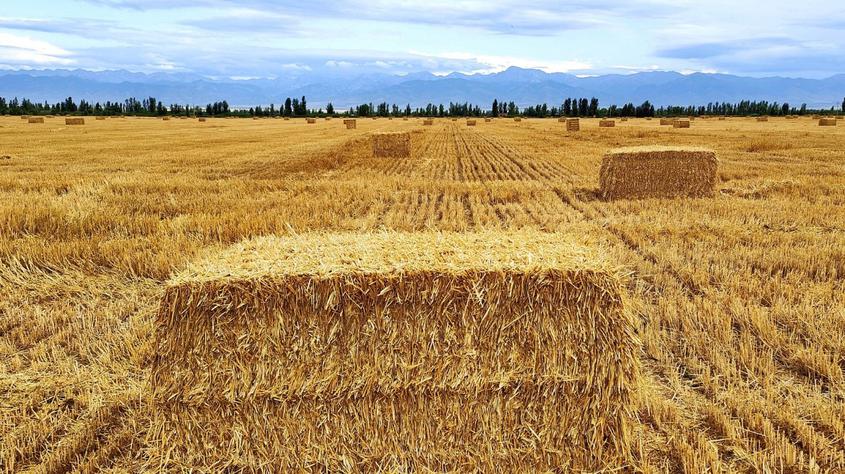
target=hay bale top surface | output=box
[607,145,713,157]
[171,231,614,285]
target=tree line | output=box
[1,95,843,118]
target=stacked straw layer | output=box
[149,231,639,472]
[372,132,411,158]
[344,119,357,129]
[600,146,718,200]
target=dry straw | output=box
[673,119,691,128]
[148,230,639,472]
[372,132,411,158]
[344,119,357,129]
[28,117,45,124]
[599,120,615,128]
[600,146,718,200]
[567,118,580,131]
[819,118,837,126]
[558,117,567,123]
[65,118,85,126]
[466,119,477,126]
[718,117,727,120]
[20,115,29,120]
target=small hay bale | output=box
[65,118,85,126]
[423,119,434,126]
[660,118,674,126]
[96,116,106,121]
[306,118,317,124]
[466,120,477,126]
[28,117,45,124]
[484,118,492,122]
[198,118,207,122]
[403,117,409,121]
[599,120,615,128]
[284,117,290,121]
[600,146,718,200]
[162,117,171,121]
[344,119,357,130]
[20,115,29,120]
[326,117,332,121]
[451,118,458,122]
[756,116,769,122]
[149,230,639,472]
[819,118,837,126]
[558,117,567,123]
[567,118,580,132]
[620,117,628,122]
[372,132,411,158]
[513,117,522,122]
[718,117,726,121]
[673,120,691,128]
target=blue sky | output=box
[1,0,844,78]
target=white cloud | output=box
[0,32,74,65]
[413,51,591,74]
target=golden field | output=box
[1,115,844,472]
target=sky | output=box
[1,0,844,79]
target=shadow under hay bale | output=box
[372,132,411,158]
[599,146,718,200]
[149,231,639,472]
[65,118,85,126]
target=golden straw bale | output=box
[673,119,691,128]
[819,118,837,126]
[600,146,718,200]
[567,118,580,131]
[599,120,615,128]
[660,118,674,126]
[65,117,85,126]
[344,119,357,129]
[466,119,477,126]
[28,117,45,124]
[283,117,290,121]
[718,117,727,120]
[513,117,522,122]
[20,115,29,120]
[756,116,769,122]
[558,117,567,123]
[620,117,628,122]
[484,118,492,122]
[198,118,207,122]
[836,116,844,120]
[423,119,434,126]
[149,230,639,472]
[307,118,317,124]
[95,116,106,120]
[372,132,411,158]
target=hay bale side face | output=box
[466,120,477,126]
[673,120,691,128]
[600,146,718,200]
[599,120,615,127]
[65,118,85,126]
[513,117,522,122]
[819,118,837,126]
[372,132,411,158]
[28,117,45,124]
[95,116,106,121]
[567,118,580,131]
[149,231,639,472]
[306,118,317,124]
[344,119,357,129]
[660,118,674,126]
[198,118,207,122]
[423,119,434,126]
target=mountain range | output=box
[2,67,843,109]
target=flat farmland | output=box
[1,115,844,472]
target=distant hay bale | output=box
[307,118,317,124]
[372,132,411,158]
[96,116,106,120]
[756,117,769,122]
[812,115,822,120]
[819,118,837,126]
[28,117,45,124]
[466,119,477,126]
[688,117,696,121]
[162,117,171,121]
[600,146,718,200]
[513,117,522,122]
[567,118,580,131]
[620,117,628,122]
[451,118,458,122]
[645,117,653,121]
[718,117,727,121]
[65,118,85,126]
[673,119,691,128]
[599,120,615,128]
[484,118,492,122]
[660,118,674,126]
[198,118,207,122]
[148,230,639,472]
[20,115,29,120]
[423,119,434,126]
[558,117,567,123]
[326,117,332,121]
[403,117,409,121]
[284,117,290,121]
[344,119,357,129]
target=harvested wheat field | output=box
[1,116,844,472]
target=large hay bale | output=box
[28,117,45,124]
[567,118,580,131]
[466,119,477,126]
[599,120,615,128]
[149,231,639,472]
[673,119,691,128]
[344,119,357,129]
[660,118,674,126]
[423,119,433,126]
[600,146,718,200]
[819,118,837,126]
[306,118,317,124]
[65,118,85,126]
[372,132,411,158]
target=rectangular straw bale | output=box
[198,118,207,122]
[20,115,29,120]
[600,146,718,200]
[756,116,769,122]
[599,119,615,127]
[513,117,522,122]
[65,117,85,126]
[466,119,477,126]
[28,117,45,124]
[344,119,357,129]
[718,117,727,120]
[484,118,492,122]
[96,116,106,120]
[423,119,434,126]
[836,116,844,120]
[558,117,567,122]
[620,117,628,122]
[673,119,691,128]
[307,118,317,124]
[567,118,580,131]
[283,117,290,121]
[149,230,639,472]
[819,118,837,126]
[372,131,411,158]
[660,118,674,125]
